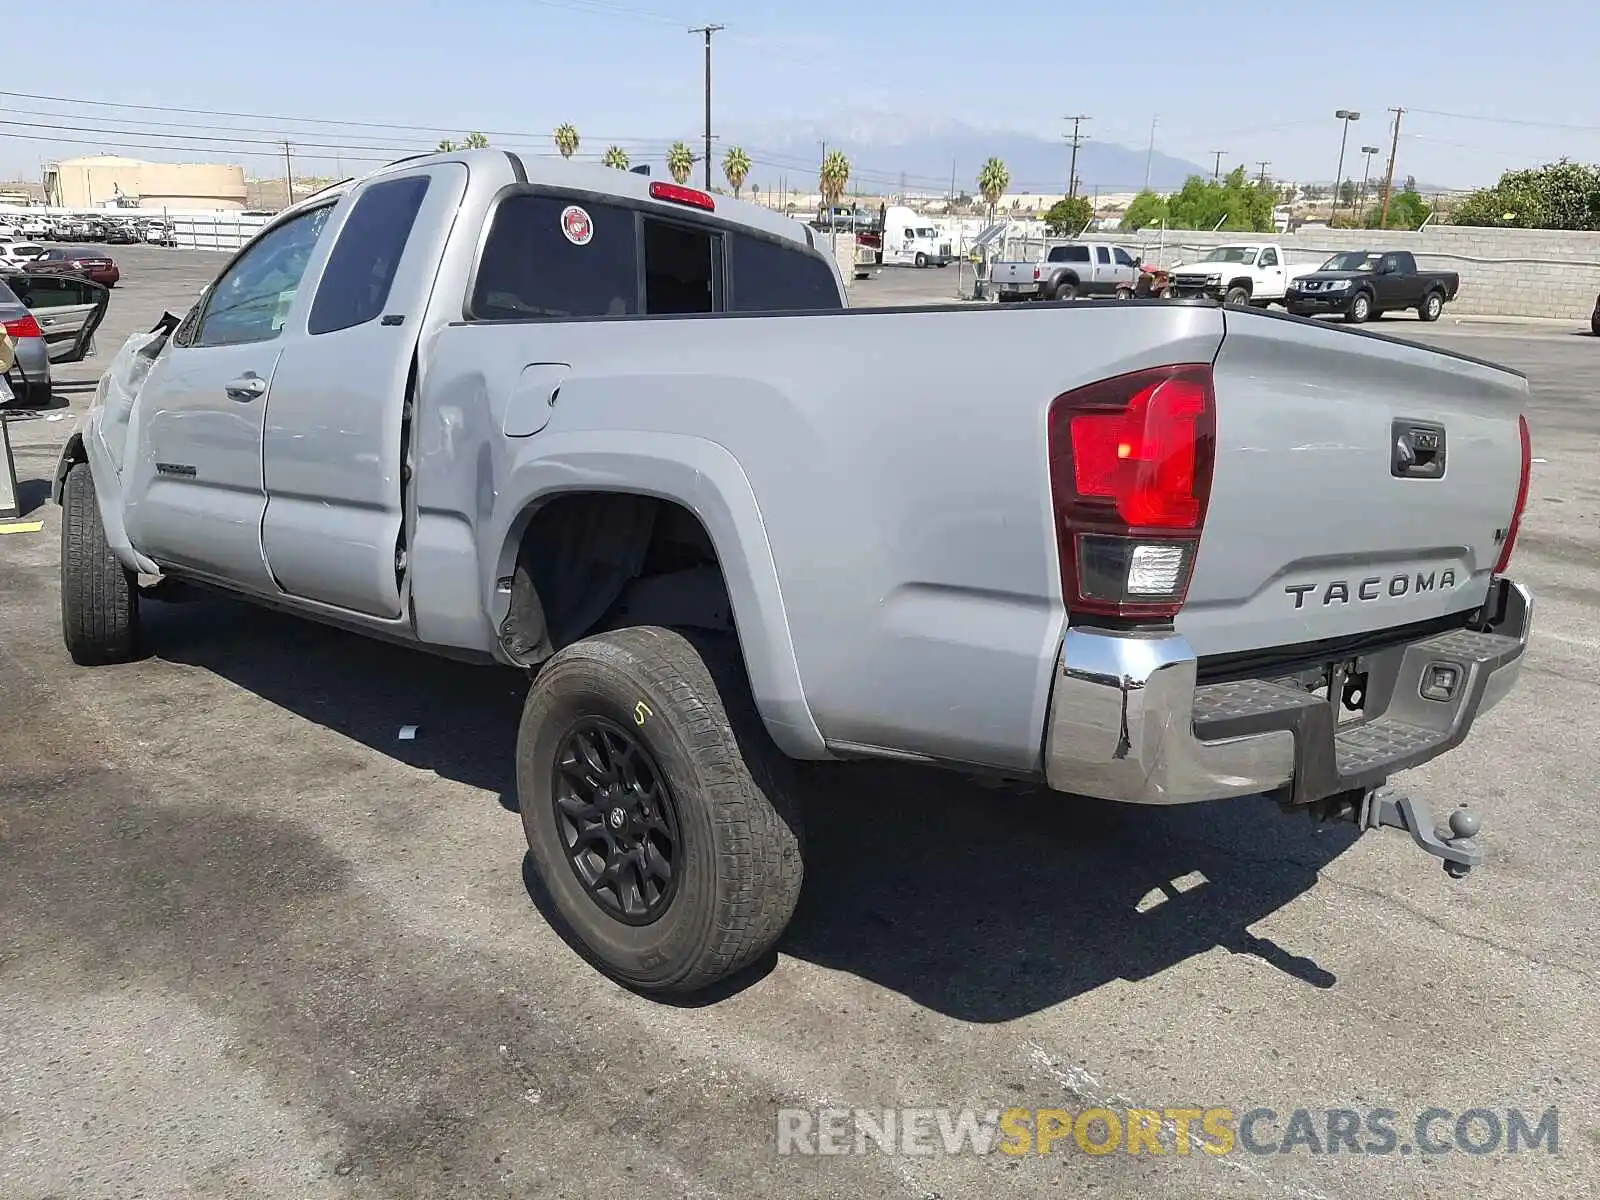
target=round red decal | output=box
[561,205,594,246]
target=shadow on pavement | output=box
[144,595,1353,1021]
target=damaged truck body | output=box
[55,150,1534,994]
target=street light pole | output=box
[1330,109,1361,224]
[1358,145,1381,222]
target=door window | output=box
[642,218,717,314]
[1113,247,1136,267]
[1259,248,1279,267]
[193,205,334,347]
[472,193,638,320]
[3,274,96,309]
[309,175,431,335]
[728,234,842,312]
[1095,246,1111,264]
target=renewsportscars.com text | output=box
[775,1106,1560,1158]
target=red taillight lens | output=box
[1033,266,1041,280]
[648,181,715,211]
[4,314,41,339]
[1493,413,1531,576]
[1047,363,1216,620]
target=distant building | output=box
[43,155,247,210]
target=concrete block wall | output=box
[1022,226,1600,320]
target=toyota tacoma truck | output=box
[1169,242,1317,306]
[54,150,1534,996]
[1286,249,1461,323]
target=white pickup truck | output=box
[1168,243,1316,306]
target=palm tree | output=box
[722,146,752,198]
[463,132,490,149]
[554,123,580,160]
[437,138,458,152]
[666,141,695,185]
[601,145,630,170]
[977,157,1010,222]
[819,149,851,219]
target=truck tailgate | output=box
[989,262,1034,286]
[1177,311,1528,659]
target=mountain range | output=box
[727,116,1207,197]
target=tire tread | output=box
[60,461,138,665]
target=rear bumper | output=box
[995,280,1041,296]
[1043,578,1532,806]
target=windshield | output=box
[1198,246,1259,264]
[1320,252,1380,272]
[915,227,936,238]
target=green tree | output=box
[1043,195,1094,235]
[601,145,630,170]
[1279,182,1298,205]
[976,157,1009,220]
[667,141,696,185]
[1120,189,1169,231]
[1449,159,1600,229]
[1301,183,1326,201]
[463,132,490,149]
[722,146,752,198]
[1338,178,1358,206]
[554,123,580,160]
[436,138,457,152]
[1403,173,1418,193]
[1364,188,1432,230]
[819,148,851,211]
[1164,168,1275,231]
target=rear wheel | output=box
[1345,291,1372,323]
[1224,285,1251,307]
[517,626,803,994]
[1053,277,1079,301]
[1418,290,1444,322]
[60,462,139,665]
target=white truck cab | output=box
[881,205,952,268]
[1169,243,1313,306]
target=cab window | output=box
[193,205,333,347]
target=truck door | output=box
[1257,246,1285,297]
[121,203,335,590]
[1092,244,1112,293]
[259,161,468,619]
[1375,251,1410,306]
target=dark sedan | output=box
[28,246,120,288]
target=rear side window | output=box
[1049,245,1091,263]
[728,234,841,312]
[473,194,638,320]
[309,175,430,335]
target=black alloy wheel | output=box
[552,716,681,925]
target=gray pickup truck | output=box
[55,150,1534,995]
[991,240,1142,301]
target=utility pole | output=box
[1064,115,1089,199]
[1143,116,1158,191]
[949,157,956,206]
[689,24,724,191]
[1256,160,1271,186]
[1210,150,1227,181]
[282,140,295,206]
[1379,107,1405,228]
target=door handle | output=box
[225,373,267,402]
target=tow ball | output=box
[1360,786,1484,877]
[1310,786,1484,876]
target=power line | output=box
[1407,107,1600,134]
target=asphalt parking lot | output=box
[2,246,1596,1199]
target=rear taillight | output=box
[1493,413,1531,576]
[1033,266,1041,280]
[1047,363,1216,621]
[4,314,41,339]
[648,181,715,211]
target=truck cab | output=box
[1169,243,1309,306]
[880,205,952,268]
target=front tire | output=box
[914,252,927,269]
[1345,291,1372,323]
[60,461,139,665]
[1224,285,1251,307]
[1418,291,1444,322]
[517,627,803,995]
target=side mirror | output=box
[1134,256,1143,268]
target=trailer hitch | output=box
[1359,786,1484,877]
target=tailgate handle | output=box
[1392,420,1446,480]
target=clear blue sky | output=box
[2,0,1595,188]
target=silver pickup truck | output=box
[54,150,1534,995]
